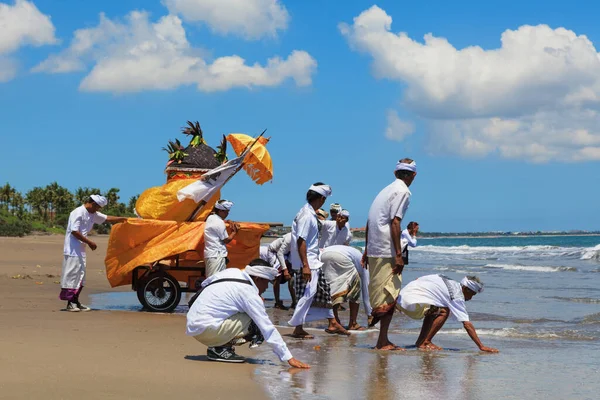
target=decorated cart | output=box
[104,122,274,312]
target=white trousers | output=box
[288,269,334,327]
[355,263,373,316]
[205,257,227,278]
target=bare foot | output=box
[346,323,367,331]
[376,344,406,351]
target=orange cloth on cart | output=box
[135,179,220,222]
[105,219,269,287]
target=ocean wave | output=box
[483,264,578,272]
[546,296,600,304]
[580,312,600,325]
[580,244,600,260]
[414,244,599,261]
[434,328,596,341]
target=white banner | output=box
[176,155,244,203]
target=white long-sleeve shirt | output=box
[401,229,417,251]
[268,233,291,271]
[318,220,352,249]
[186,268,293,362]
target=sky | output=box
[1,0,600,232]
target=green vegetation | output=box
[0,182,138,237]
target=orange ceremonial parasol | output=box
[226,133,273,185]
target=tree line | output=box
[0,182,139,236]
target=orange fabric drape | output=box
[135,178,219,222]
[105,219,269,287]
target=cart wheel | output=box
[137,272,181,312]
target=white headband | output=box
[461,277,484,294]
[395,160,417,173]
[215,200,234,211]
[339,209,350,218]
[309,184,332,198]
[330,203,341,212]
[90,194,107,207]
[245,264,279,281]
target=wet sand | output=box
[0,235,266,399]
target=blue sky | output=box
[1,0,599,232]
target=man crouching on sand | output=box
[398,274,499,353]
[186,259,309,368]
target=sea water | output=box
[254,235,600,399]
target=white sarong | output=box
[60,255,86,289]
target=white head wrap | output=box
[245,264,279,281]
[215,200,234,211]
[339,209,350,219]
[329,203,342,212]
[309,184,332,198]
[461,277,484,293]
[90,195,108,207]
[395,160,417,173]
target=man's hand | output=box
[302,266,311,282]
[288,358,310,369]
[88,241,97,251]
[283,269,292,281]
[393,253,404,275]
[361,252,368,269]
[479,346,499,353]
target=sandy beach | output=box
[0,235,267,400]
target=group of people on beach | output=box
[59,157,498,370]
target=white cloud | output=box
[163,0,289,40]
[341,5,600,162]
[385,110,415,141]
[0,0,57,81]
[33,11,316,93]
[0,57,18,82]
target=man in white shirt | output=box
[288,183,350,338]
[401,221,419,265]
[186,259,310,367]
[60,195,127,312]
[319,209,352,249]
[329,203,341,221]
[399,274,499,353]
[266,233,294,309]
[363,158,417,350]
[321,245,371,331]
[203,199,239,277]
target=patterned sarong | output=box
[295,269,332,309]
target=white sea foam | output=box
[483,264,577,272]
[580,244,600,260]
[414,244,599,261]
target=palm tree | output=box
[25,187,48,220]
[182,121,206,147]
[10,192,25,218]
[104,188,120,210]
[1,183,15,211]
[127,195,139,214]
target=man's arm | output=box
[463,321,499,353]
[240,292,310,368]
[297,237,311,282]
[71,231,96,251]
[104,216,127,224]
[222,222,239,244]
[391,217,404,274]
[361,223,369,268]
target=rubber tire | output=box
[137,272,182,313]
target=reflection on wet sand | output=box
[256,332,486,400]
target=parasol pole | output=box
[185,130,267,222]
